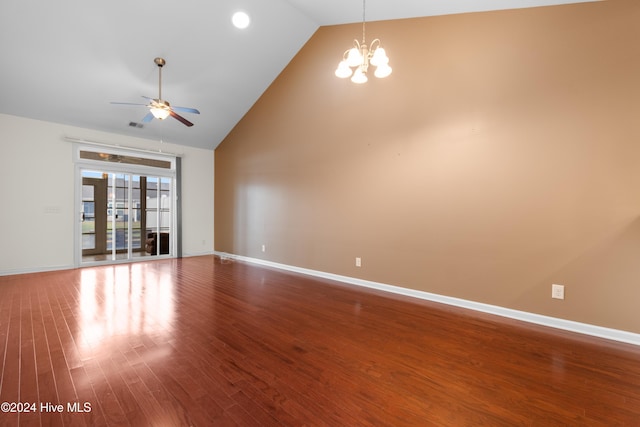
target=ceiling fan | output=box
[112,57,200,127]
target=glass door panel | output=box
[81,170,173,263]
[110,174,130,260]
[82,184,95,251]
[144,177,172,255]
[145,177,158,255]
[159,177,172,254]
[82,174,107,257]
[132,176,143,254]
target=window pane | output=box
[79,150,172,169]
[82,234,95,250]
[82,185,94,200]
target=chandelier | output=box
[335,0,392,84]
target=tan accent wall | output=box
[215,0,640,333]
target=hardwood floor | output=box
[1,256,640,426]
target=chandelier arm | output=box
[369,38,381,53]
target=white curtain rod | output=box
[63,136,183,158]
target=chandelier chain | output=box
[362,0,366,44]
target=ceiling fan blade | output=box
[169,110,194,127]
[111,101,149,107]
[141,112,154,123]
[172,106,200,115]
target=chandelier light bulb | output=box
[351,67,368,84]
[335,60,353,78]
[370,47,388,67]
[374,63,392,79]
[346,46,363,67]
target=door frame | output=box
[73,143,179,267]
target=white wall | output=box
[0,113,214,275]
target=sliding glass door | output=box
[81,176,106,257]
[75,145,177,265]
[144,176,173,256]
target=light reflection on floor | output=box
[78,264,175,356]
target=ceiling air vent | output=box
[128,121,144,128]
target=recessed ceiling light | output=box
[232,11,250,29]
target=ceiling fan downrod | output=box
[154,57,165,101]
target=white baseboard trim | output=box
[0,251,212,277]
[215,252,640,347]
[0,264,75,277]
[182,250,217,258]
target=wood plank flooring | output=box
[1,255,640,426]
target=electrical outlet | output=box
[261,244,266,252]
[552,284,565,300]
[355,257,361,267]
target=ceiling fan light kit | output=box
[111,57,200,127]
[150,105,171,120]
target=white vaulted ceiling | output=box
[0,0,597,150]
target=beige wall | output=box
[215,0,640,333]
